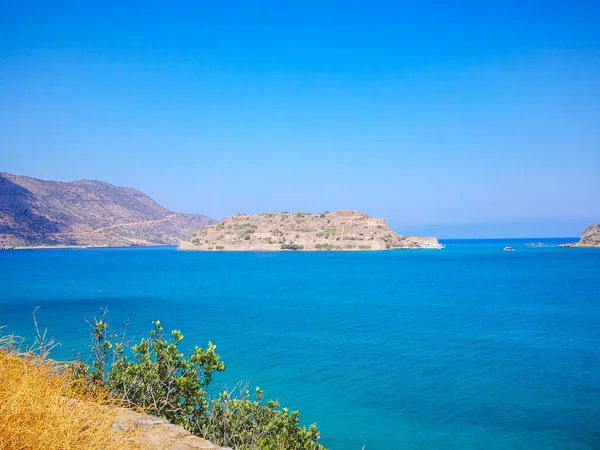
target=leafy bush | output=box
[73,313,325,450]
[203,386,322,449]
[281,243,304,250]
[236,228,255,240]
[109,321,223,428]
[315,244,334,250]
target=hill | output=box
[180,210,440,251]
[0,172,214,248]
[558,224,600,248]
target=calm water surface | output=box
[1,238,599,449]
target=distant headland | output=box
[0,172,214,249]
[179,210,441,251]
[558,224,600,248]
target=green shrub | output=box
[205,387,322,449]
[73,313,325,450]
[281,243,304,251]
[315,243,334,250]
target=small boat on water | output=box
[421,243,446,249]
[503,246,515,252]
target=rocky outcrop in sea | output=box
[180,210,440,251]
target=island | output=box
[558,224,600,248]
[179,210,441,251]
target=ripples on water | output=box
[1,238,599,449]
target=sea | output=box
[1,238,599,450]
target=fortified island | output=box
[558,224,600,248]
[180,210,441,251]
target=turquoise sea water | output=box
[1,239,599,449]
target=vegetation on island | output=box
[1,310,326,450]
[281,243,305,250]
[181,209,440,252]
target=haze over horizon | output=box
[1,1,598,238]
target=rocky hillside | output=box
[111,407,229,450]
[180,210,440,251]
[559,224,600,248]
[0,172,214,248]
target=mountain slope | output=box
[0,172,215,248]
[180,210,440,251]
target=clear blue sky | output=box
[1,1,598,238]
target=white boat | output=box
[503,246,514,251]
[421,243,446,249]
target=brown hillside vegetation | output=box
[0,350,139,450]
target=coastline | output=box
[177,240,443,252]
[3,243,172,251]
[557,243,600,248]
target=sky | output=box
[1,1,599,238]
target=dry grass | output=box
[0,349,139,450]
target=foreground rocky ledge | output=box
[558,224,600,248]
[180,210,440,251]
[112,407,230,450]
